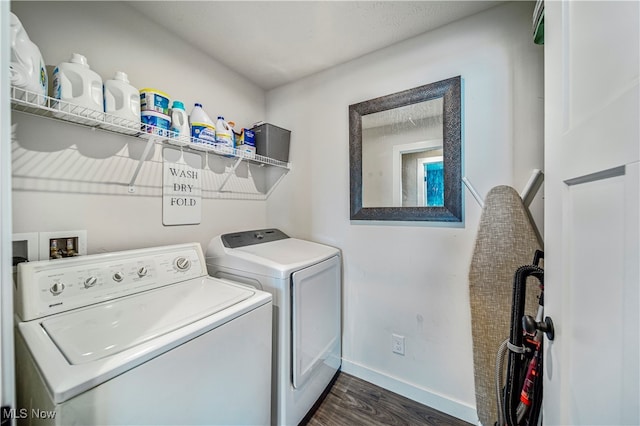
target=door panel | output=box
[559,0,639,181]
[564,169,637,424]
[544,0,639,424]
[568,2,639,124]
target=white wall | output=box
[10,1,268,253]
[265,2,544,422]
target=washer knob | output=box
[137,266,149,278]
[113,272,124,282]
[84,276,98,288]
[50,282,65,295]
[175,257,191,271]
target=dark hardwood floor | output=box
[304,373,474,426]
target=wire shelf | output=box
[10,86,290,170]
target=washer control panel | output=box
[15,243,206,321]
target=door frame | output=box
[1,0,16,420]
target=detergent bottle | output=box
[103,71,140,132]
[53,53,103,120]
[170,101,190,139]
[9,12,47,105]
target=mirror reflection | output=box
[349,75,461,222]
[361,98,443,208]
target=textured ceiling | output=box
[128,1,503,90]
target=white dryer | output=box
[14,243,272,425]
[206,229,341,426]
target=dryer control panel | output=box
[221,228,289,248]
[15,243,206,321]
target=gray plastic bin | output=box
[253,123,291,163]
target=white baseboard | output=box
[341,359,478,424]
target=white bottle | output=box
[169,101,189,140]
[189,103,216,146]
[103,71,140,133]
[9,12,47,105]
[103,71,139,118]
[53,53,103,120]
[215,116,234,149]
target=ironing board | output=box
[469,185,542,426]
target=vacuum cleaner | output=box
[495,250,554,426]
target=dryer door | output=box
[291,255,341,389]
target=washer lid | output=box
[41,278,254,365]
[221,238,340,278]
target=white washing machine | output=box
[206,229,341,426]
[14,243,272,425]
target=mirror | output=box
[349,76,462,221]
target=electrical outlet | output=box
[392,334,405,355]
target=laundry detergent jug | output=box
[170,101,190,140]
[53,53,103,122]
[9,12,47,105]
[103,71,140,134]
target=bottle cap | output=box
[218,116,224,120]
[172,101,185,110]
[194,103,202,108]
[70,53,89,67]
[114,71,129,83]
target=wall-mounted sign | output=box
[163,147,202,225]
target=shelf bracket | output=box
[520,169,544,207]
[216,156,244,193]
[263,167,289,198]
[128,136,160,193]
[462,176,485,209]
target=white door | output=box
[544,1,639,424]
[1,0,16,422]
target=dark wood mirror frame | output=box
[349,75,462,222]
